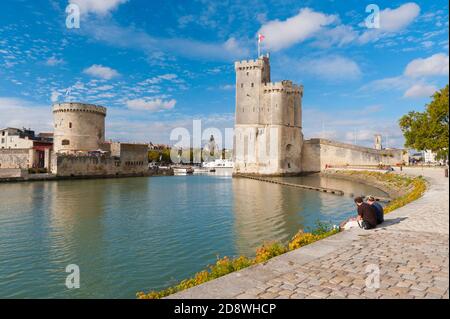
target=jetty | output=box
[234,174,391,202]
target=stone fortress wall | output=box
[302,139,406,172]
[51,102,148,177]
[0,148,31,169]
[233,56,407,176]
[52,142,149,177]
[234,55,304,175]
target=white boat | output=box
[193,167,210,174]
[172,166,194,175]
[202,159,234,169]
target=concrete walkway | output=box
[169,168,449,299]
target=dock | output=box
[234,174,344,195]
[234,174,391,202]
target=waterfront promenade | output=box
[169,168,449,299]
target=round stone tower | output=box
[52,102,107,153]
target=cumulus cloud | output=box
[83,64,120,80]
[298,55,362,81]
[126,98,176,111]
[362,53,447,97]
[359,3,420,43]
[378,2,421,32]
[258,8,337,51]
[69,0,127,15]
[403,84,437,98]
[404,53,449,77]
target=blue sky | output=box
[0,0,448,148]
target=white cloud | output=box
[359,3,420,43]
[96,85,114,91]
[85,22,249,61]
[379,2,420,32]
[404,53,449,77]
[302,107,405,148]
[50,91,61,102]
[258,8,336,51]
[45,56,64,66]
[298,55,362,80]
[0,97,52,132]
[403,84,437,98]
[220,84,234,90]
[140,74,179,85]
[69,0,127,15]
[83,64,120,80]
[126,98,176,111]
[313,25,358,48]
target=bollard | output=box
[445,168,448,178]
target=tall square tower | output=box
[233,55,304,175]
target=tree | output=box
[399,85,449,161]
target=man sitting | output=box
[367,195,384,224]
[354,196,378,230]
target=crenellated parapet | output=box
[235,57,269,70]
[52,102,107,116]
[263,81,304,96]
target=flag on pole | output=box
[257,33,265,57]
[258,34,265,43]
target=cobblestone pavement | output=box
[169,168,449,299]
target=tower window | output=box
[62,139,70,145]
[241,83,244,88]
[69,122,72,128]
[251,83,254,87]
[246,72,249,76]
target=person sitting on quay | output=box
[354,196,378,230]
[366,195,384,224]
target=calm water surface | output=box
[0,174,386,298]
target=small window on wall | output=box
[251,83,254,87]
[62,139,70,145]
[241,83,244,88]
[69,122,72,128]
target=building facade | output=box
[0,128,35,149]
[0,128,53,171]
[233,55,304,175]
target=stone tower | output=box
[374,134,382,150]
[233,55,304,175]
[53,102,107,153]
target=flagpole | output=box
[257,36,260,58]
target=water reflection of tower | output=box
[231,178,305,256]
[48,180,109,295]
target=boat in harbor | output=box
[172,166,194,175]
[202,159,234,170]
